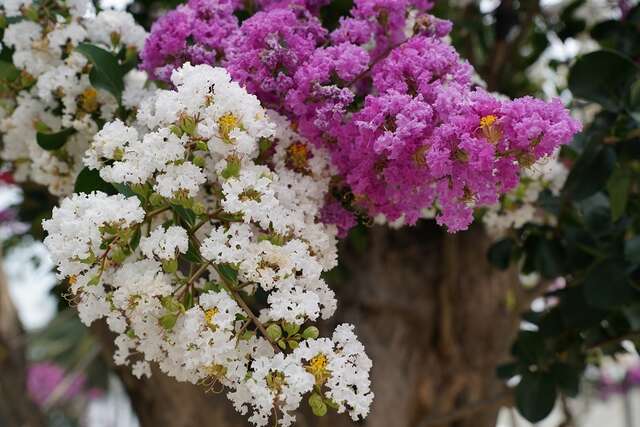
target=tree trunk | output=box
[0,260,47,427]
[98,222,525,427]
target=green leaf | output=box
[76,43,124,102]
[564,144,616,201]
[182,238,203,263]
[568,50,639,111]
[74,167,117,195]
[625,236,640,264]
[487,238,515,270]
[515,372,557,423]
[113,183,137,198]
[36,128,76,151]
[172,205,197,227]
[551,363,580,398]
[0,60,20,81]
[217,263,239,286]
[607,164,631,221]
[583,260,637,309]
[130,226,141,251]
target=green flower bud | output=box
[162,258,178,274]
[179,115,197,136]
[309,393,327,417]
[221,157,241,179]
[192,156,206,168]
[159,313,178,330]
[161,296,184,313]
[282,321,300,337]
[195,141,209,151]
[113,147,125,161]
[192,201,206,216]
[287,339,299,350]
[170,125,184,137]
[302,326,320,340]
[266,324,282,342]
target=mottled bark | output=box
[0,261,46,427]
[97,223,525,427]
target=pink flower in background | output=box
[27,362,87,407]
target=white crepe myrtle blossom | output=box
[44,63,371,426]
[0,0,149,195]
[483,152,569,237]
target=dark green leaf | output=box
[0,60,20,81]
[568,50,639,111]
[113,183,137,198]
[130,227,141,251]
[551,363,580,398]
[172,205,197,227]
[515,372,557,423]
[36,128,76,151]
[584,260,637,309]
[217,263,239,286]
[625,236,640,264]
[76,43,124,101]
[182,238,203,263]
[564,144,616,201]
[74,167,117,195]
[607,164,631,221]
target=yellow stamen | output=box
[306,353,331,386]
[480,114,501,144]
[204,307,219,330]
[218,113,240,143]
[479,114,497,128]
[204,363,227,378]
[286,142,311,174]
[80,87,99,113]
[68,275,77,285]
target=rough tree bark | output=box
[97,222,527,427]
[0,260,47,427]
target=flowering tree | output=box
[0,0,638,426]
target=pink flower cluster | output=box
[141,0,581,234]
[140,0,238,82]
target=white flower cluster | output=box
[44,63,372,426]
[0,0,149,195]
[483,153,569,237]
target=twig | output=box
[227,286,281,353]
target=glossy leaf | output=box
[36,128,76,151]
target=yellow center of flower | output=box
[479,115,501,144]
[80,87,99,113]
[306,354,331,386]
[266,370,286,393]
[204,363,227,378]
[480,115,497,128]
[218,113,240,143]
[204,307,219,330]
[286,142,311,174]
